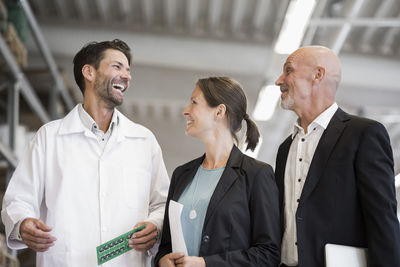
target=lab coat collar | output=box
[58,104,148,139]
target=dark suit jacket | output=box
[275,108,400,267]
[155,145,281,267]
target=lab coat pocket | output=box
[122,167,151,210]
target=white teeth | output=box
[112,83,124,90]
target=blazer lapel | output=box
[172,156,204,201]
[300,108,348,201]
[202,146,241,228]
[276,136,293,196]
[276,136,293,232]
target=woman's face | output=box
[182,86,218,139]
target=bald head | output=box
[275,45,342,124]
[290,46,342,91]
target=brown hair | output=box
[73,39,131,94]
[196,77,260,151]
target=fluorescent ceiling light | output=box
[252,85,281,121]
[274,0,316,54]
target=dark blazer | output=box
[155,145,281,267]
[275,108,400,267]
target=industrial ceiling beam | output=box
[381,26,400,55]
[186,0,199,32]
[118,0,132,22]
[359,0,394,52]
[53,0,68,19]
[34,24,400,91]
[209,0,224,35]
[252,0,271,36]
[231,0,247,34]
[96,0,109,22]
[381,9,400,55]
[310,17,400,27]
[330,0,366,54]
[74,0,88,21]
[32,0,48,17]
[165,0,177,30]
[273,0,290,33]
[302,0,328,45]
[141,0,154,27]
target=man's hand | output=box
[20,218,56,252]
[175,256,206,267]
[128,221,159,252]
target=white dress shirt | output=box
[281,103,338,266]
[78,104,118,148]
[2,104,170,267]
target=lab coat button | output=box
[203,235,210,243]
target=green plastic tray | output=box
[96,224,146,265]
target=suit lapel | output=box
[276,136,293,230]
[203,146,241,228]
[300,108,348,201]
[172,156,204,201]
[276,136,293,195]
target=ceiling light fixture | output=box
[274,0,317,54]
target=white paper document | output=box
[325,243,367,267]
[168,200,188,256]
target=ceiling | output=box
[2,0,400,175]
[29,0,400,58]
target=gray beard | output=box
[280,95,294,110]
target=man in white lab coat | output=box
[1,39,170,266]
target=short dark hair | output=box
[73,39,131,94]
[196,77,260,151]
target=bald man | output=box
[274,46,400,267]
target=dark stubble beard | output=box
[94,77,123,108]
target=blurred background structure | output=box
[0,0,399,265]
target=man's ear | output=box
[82,64,95,82]
[313,66,325,82]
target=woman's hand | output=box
[175,256,206,267]
[159,253,185,267]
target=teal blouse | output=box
[177,165,225,256]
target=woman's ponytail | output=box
[244,115,260,151]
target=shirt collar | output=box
[77,103,119,133]
[291,102,338,139]
[59,104,148,139]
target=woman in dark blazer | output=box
[154,77,280,267]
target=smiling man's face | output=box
[93,49,131,107]
[275,48,315,113]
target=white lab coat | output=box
[1,105,170,267]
